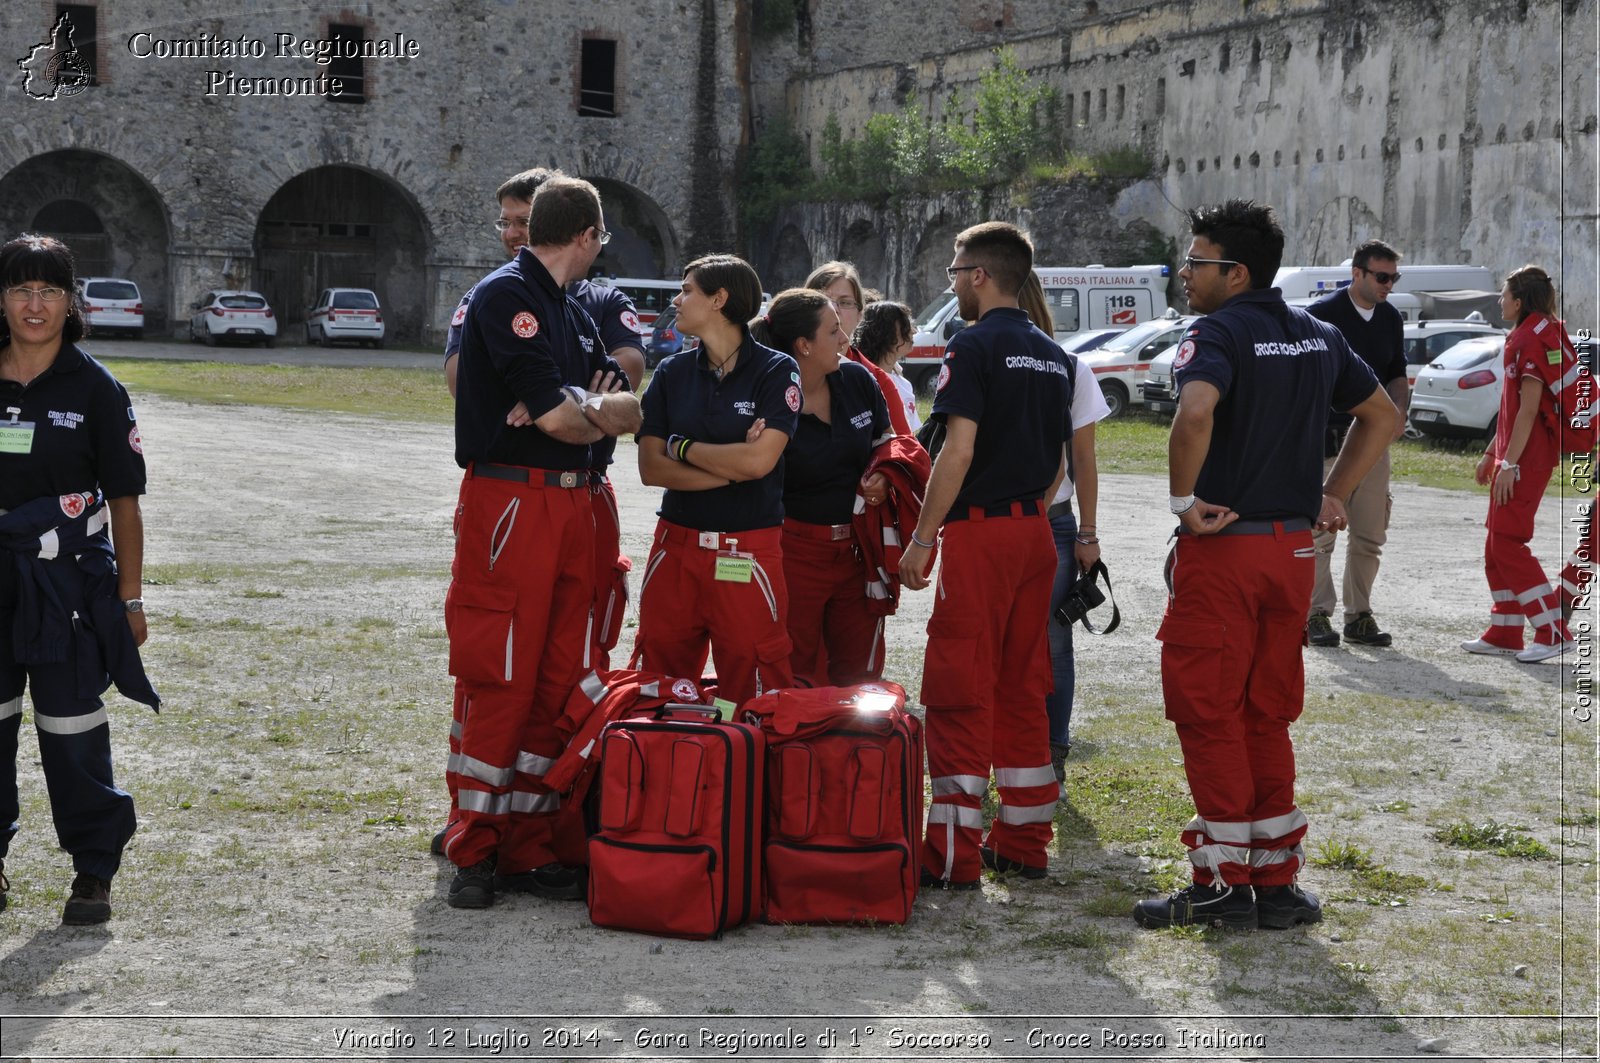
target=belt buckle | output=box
[559,471,580,489]
[830,524,851,541]
[697,531,720,550]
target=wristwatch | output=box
[123,598,145,614]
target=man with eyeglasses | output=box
[442,176,642,910]
[1303,240,1410,650]
[1134,200,1399,931]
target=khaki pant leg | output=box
[1341,448,1392,620]
[1309,455,1338,618]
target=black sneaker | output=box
[430,827,449,856]
[446,858,497,909]
[62,873,111,926]
[1255,883,1323,928]
[1343,612,1392,647]
[981,846,1047,880]
[1306,613,1340,647]
[495,862,586,901]
[919,868,980,892]
[1133,881,1256,929]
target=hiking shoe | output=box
[981,846,1047,880]
[446,858,497,909]
[1517,641,1574,663]
[0,859,8,914]
[495,862,586,901]
[430,827,448,856]
[1461,638,1520,657]
[1133,881,1255,929]
[919,868,980,892]
[1343,612,1392,647]
[61,874,111,926]
[1306,613,1340,647]
[1050,741,1070,800]
[1255,883,1323,928]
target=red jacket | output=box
[852,435,932,616]
[846,346,913,437]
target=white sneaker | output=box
[1516,641,1574,663]
[1460,638,1520,657]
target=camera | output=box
[1054,569,1106,626]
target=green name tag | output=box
[0,422,35,454]
[1548,348,1563,365]
[714,556,754,583]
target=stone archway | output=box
[839,220,887,295]
[587,177,678,279]
[767,224,813,292]
[0,150,171,329]
[255,166,431,341]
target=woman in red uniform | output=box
[1462,265,1579,662]
[634,256,800,702]
[805,262,912,437]
[750,290,893,686]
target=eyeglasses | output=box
[1181,256,1239,272]
[3,285,67,303]
[1359,266,1402,286]
[945,265,982,280]
[592,226,612,246]
[492,215,530,233]
[833,299,859,311]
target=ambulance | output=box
[902,264,1171,394]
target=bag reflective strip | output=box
[1518,583,1555,605]
[34,707,109,735]
[1186,814,1254,844]
[926,803,983,828]
[457,789,511,816]
[0,696,21,721]
[515,750,556,776]
[451,753,514,787]
[931,773,987,797]
[997,800,1056,825]
[994,764,1056,788]
[509,791,561,814]
[1248,809,1308,840]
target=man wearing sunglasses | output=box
[1135,200,1400,931]
[1304,241,1411,650]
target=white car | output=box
[1407,336,1506,439]
[1139,340,1185,414]
[189,290,278,347]
[78,277,144,338]
[306,288,385,348]
[1076,312,1198,417]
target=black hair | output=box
[684,254,763,326]
[1185,199,1285,290]
[1504,264,1557,322]
[527,176,601,247]
[749,288,832,355]
[496,167,563,203]
[1352,239,1401,269]
[854,300,914,367]
[954,221,1033,295]
[0,233,84,346]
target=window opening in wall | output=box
[1250,39,1261,73]
[55,3,98,85]
[1082,91,1091,120]
[1115,84,1125,121]
[327,23,366,101]
[1155,77,1166,116]
[1179,58,1195,77]
[1219,41,1230,72]
[1065,93,1074,126]
[580,38,618,117]
[1097,88,1106,120]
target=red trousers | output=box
[590,475,631,670]
[631,520,794,705]
[1481,457,1570,648]
[920,509,1058,882]
[781,519,886,687]
[441,467,595,872]
[1158,527,1312,888]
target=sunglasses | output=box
[1360,267,1402,286]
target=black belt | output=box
[1046,501,1074,520]
[945,499,1043,522]
[1184,517,1312,537]
[473,462,585,489]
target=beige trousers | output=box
[1311,447,1392,622]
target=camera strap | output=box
[1078,559,1121,636]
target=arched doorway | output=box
[255,166,431,342]
[0,150,171,329]
[587,177,677,279]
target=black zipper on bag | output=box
[592,836,718,872]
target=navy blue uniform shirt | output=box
[0,344,146,509]
[931,306,1073,512]
[1307,288,1405,437]
[453,247,611,471]
[1174,287,1380,522]
[638,332,800,532]
[784,359,892,525]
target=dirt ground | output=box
[0,393,1595,1062]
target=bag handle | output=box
[1079,559,1121,636]
[657,703,723,722]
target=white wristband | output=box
[567,385,602,411]
[1169,494,1197,515]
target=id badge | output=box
[714,550,754,583]
[0,421,35,454]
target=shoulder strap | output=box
[1079,559,1121,636]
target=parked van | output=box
[588,277,679,337]
[903,264,1171,393]
[78,277,144,338]
[1273,263,1496,305]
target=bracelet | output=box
[666,433,693,461]
[1498,461,1520,481]
[1169,494,1197,515]
[1075,535,1099,545]
[909,531,936,550]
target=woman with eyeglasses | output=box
[804,261,913,437]
[1462,265,1582,662]
[0,234,159,926]
[633,255,799,701]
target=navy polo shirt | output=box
[1174,287,1380,522]
[931,306,1073,512]
[638,332,800,532]
[0,344,146,510]
[1307,288,1405,436]
[784,359,892,525]
[453,247,611,471]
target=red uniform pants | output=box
[1481,456,1570,649]
[441,467,595,872]
[781,518,886,687]
[920,508,1058,883]
[631,520,794,705]
[1158,526,1312,888]
[590,474,631,670]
